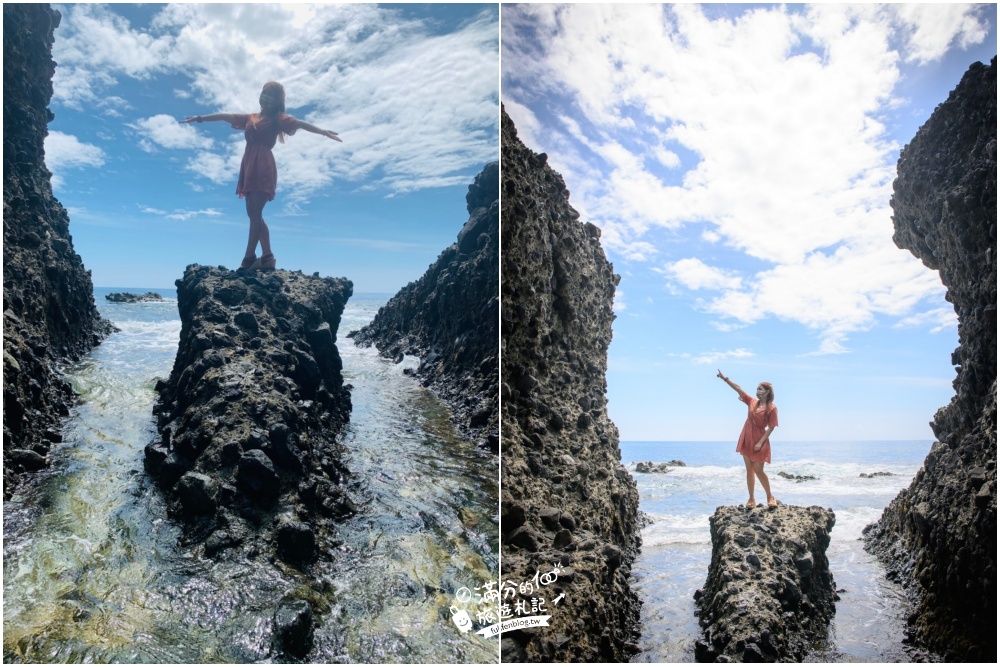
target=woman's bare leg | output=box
[244,191,273,258]
[743,455,756,505]
[753,461,774,504]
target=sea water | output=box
[3,287,499,663]
[622,440,938,663]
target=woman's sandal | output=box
[239,254,257,270]
[767,497,779,509]
[248,254,277,271]
[745,499,756,509]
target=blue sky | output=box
[502,3,996,441]
[45,3,499,293]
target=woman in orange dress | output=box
[181,81,342,270]
[717,370,779,508]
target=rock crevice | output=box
[350,162,499,449]
[695,505,837,662]
[500,107,641,662]
[863,57,996,661]
[3,4,114,498]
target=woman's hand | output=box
[180,116,199,124]
[717,369,726,380]
[322,129,342,142]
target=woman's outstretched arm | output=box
[180,113,241,125]
[717,369,743,395]
[294,118,342,141]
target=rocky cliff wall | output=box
[863,57,996,661]
[695,505,838,662]
[3,4,113,498]
[145,266,355,570]
[350,162,499,451]
[500,107,642,662]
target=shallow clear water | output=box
[3,287,499,663]
[623,440,938,663]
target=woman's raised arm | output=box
[180,113,241,125]
[294,118,342,142]
[717,369,743,395]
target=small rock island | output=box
[105,291,163,303]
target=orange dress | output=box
[231,113,299,201]
[735,391,778,463]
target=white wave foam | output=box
[641,512,711,547]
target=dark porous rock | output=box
[8,449,47,472]
[273,599,314,658]
[275,517,317,565]
[500,107,641,662]
[176,471,217,516]
[778,471,818,482]
[863,58,996,662]
[350,162,498,452]
[237,449,280,502]
[696,505,837,662]
[147,265,354,564]
[859,471,894,479]
[2,4,115,498]
[105,291,163,303]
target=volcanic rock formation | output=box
[350,162,499,450]
[3,4,113,498]
[145,265,355,565]
[694,505,838,662]
[863,57,996,661]
[500,107,642,662]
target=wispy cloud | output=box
[52,4,498,202]
[894,306,958,333]
[691,348,755,365]
[141,206,224,222]
[502,3,989,352]
[132,114,215,151]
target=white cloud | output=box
[613,288,626,313]
[890,4,991,64]
[132,114,214,151]
[52,4,499,201]
[44,131,106,188]
[164,208,222,221]
[692,348,754,365]
[140,205,223,222]
[659,258,743,291]
[502,3,985,352]
[894,306,958,334]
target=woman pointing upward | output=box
[717,369,779,509]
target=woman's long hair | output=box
[254,81,289,144]
[759,381,774,414]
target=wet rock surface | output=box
[863,57,996,662]
[147,265,355,568]
[3,4,114,499]
[694,505,837,663]
[350,162,498,451]
[500,107,641,662]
